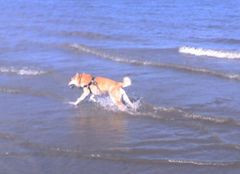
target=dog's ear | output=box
[76,73,82,83]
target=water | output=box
[1,0,240,173]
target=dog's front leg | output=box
[69,88,90,106]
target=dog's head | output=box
[68,73,82,88]
[68,73,92,88]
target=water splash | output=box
[91,96,142,112]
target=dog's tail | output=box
[122,76,131,88]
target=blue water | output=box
[1,0,240,174]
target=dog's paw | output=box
[68,101,77,106]
[89,98,96,102]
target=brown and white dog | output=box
[68,73,134,110]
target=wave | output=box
[84,96,240,126]
[212,38,240,45]
[0,132,17,141]
[70,44,240,81]
[14,139,240,167]
[126,103,240,126]
[59,31,142,43]
[166,159,239,167]
[3,134,238,168]
[0,85,64,102]
[179,46,240,59]
[191,37,240,45]
[153,106,240,126]
[0,66,46,76]
[60,31,115,41]
[0,87,21,94]
[4,141,239,167]
[46,147,240,167]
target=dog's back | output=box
[95,76,121,92]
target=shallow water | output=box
[1,0,240,173]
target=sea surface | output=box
[0,0,240,173]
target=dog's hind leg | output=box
[120,88,134,109]
[109,88,126,111]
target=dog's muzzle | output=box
[69,84,75,89]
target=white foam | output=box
[168,159,231,166]
[179,46,240,59]
[0,66,46,76]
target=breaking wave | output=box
[70,44,240,81]
[0,66,46,76]
[179,46,240,59]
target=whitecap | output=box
[0,66,46,76]
[179,46,240,59]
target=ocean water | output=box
[0,0,240,173]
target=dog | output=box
[68,73,134,111]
